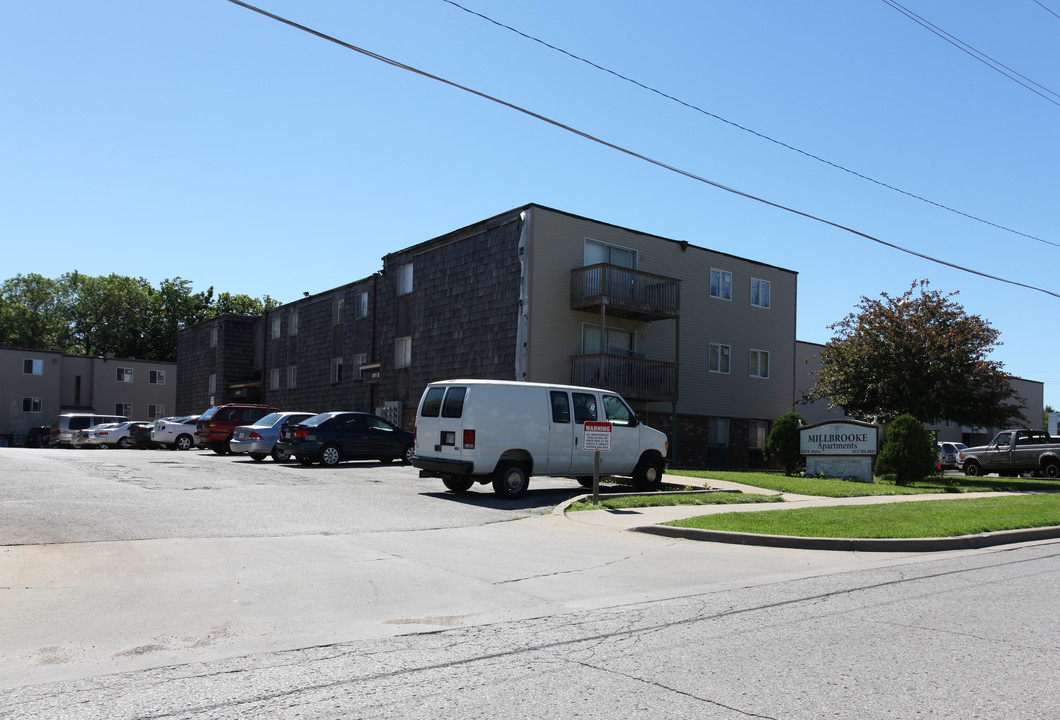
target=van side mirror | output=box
[629,414,640,428]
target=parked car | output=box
[72,423,119,449]
[937,441,968,470]
[92,421,141,448]
[196,404,280,455]
[230,411,315,462]
[126,422,158,449]
[151,415,200,451]
[24,426,52,448]
[276,411,415,466]
[51,413,127,447]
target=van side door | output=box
[599,394,640,474]
[568,391,600,475]
[544,390,574,474]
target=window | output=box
[22,397,42,413]
[23,359,44,375]
[353,353,366,380]
[271,316,281,339]
[749,420,769,449]
[750,278,770,308]
[210,326,218,348]
[572,392,597,423]
[287,366,298,389]
[395,336,411,368]
[397,264,414,295]
[550,391,571,424]
[355,292,368,319]
[115,403,132,417]
[708,418,729,446]
[584,238,636,269]
[708,343,731,374]
[289,311,298,336]
[208,373,217,394]
[331,357,343,383]
[116,367,134,383]
[270,368,280,391]
[582,325,634,355]
[603,395,634,427]
[148,404,165,420]
[441,387,467,418]
[334,298,345,324]
[710,269,732,300]
[149,369,166,385]
[749,349,770,379]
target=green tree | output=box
[63,272,155,358]
[142,278,215,361]
[763,412,806,475]
[208,292,280,317]
[874,414,938,485]
[807,280,1024,428]
[0,274,74,351]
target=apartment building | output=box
[176,204,797,468]
[0,346,176,445]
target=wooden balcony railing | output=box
[571,353,677,402]
[570,263,680,321]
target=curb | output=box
[631,524,1060,552]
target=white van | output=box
[51,413,127,447]
[411,379,668,499]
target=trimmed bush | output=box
[874,414,938,485]
[764,412,806,475]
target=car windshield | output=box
[255,413,285,427]
[301,413,339,427]
[199,407,219,421]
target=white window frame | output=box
[148,404,165,420]
[149,369,166,385]
[353,353,367,379]
[710,269,732,301]
[749,420,769,449]
[583,238,637,269]
[269,368,280,391]
[23,358,44,375]
[708,343,731,374]
[750,278,771,308]
[331,357,343,384]
[289,311,298,336]
[116,367,134,383]
[208,373,217,394]
[581,324,635,355]
[395,336,412,368]
[115,403,132,417]
[355,292,368,319]
[749,349,770,379]
[334,298,344,324]
[287,365,298,389]
[210,327,218,348]
[397,264,414,296]
[271,316,281,339]
[22,396,42,413]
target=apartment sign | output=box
[800,420,878,456]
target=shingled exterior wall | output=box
[176,314,258,415]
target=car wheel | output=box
[1044,460,1060,479]
[377,457,394,464]
[442,476,474,493]
[492,461,530,499]
[271,446,291,462]
[175,434,193,451]
[576,477,594,489]
[402,444,414,464]
[963,460,982,477]
[212,444,227,455]
[632,453,664,491]
[249,453,267,462]
[116,438,129,449]
[320,444,342,466]
[223,436,233,455]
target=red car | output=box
[195,404,279,455]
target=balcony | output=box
[571,353,677,403]
[570,263,680,321]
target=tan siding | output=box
[525,206,796,421]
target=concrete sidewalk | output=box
[559,473,1060,551]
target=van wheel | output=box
[633,453,663,491]
[492,461,530,499]
[443,477,474,493]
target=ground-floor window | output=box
[22,397,42,413]
[115,403,132,417]
[749,420,769,449]
[148,405,164,420]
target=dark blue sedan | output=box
[276,411,415,466]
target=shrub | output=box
[764,412,806,475]
[874,414,937,485]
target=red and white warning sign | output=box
[583,421,612,452]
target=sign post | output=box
[583,421,612,504]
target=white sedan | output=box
[151,415,200,451]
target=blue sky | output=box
[3,1,1058,410]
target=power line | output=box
[438,0,1059,251]
[220,0,1060,300]
[1033,0,1060,21]
[881,0,1060,106]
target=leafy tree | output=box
[209,292,280,317]
[874,414,938,485]
[0,274,74,351]
[806,280,1024,428]
[763,412,806,475]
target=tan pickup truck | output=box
[957,429,1060,478]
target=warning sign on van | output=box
[583,421,612,452]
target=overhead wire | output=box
[220,0,1060,301]
[439,0,1058,250]
[1033,0,1060,21]
[881,0,1060,106]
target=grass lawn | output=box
[664,494,1060,538]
